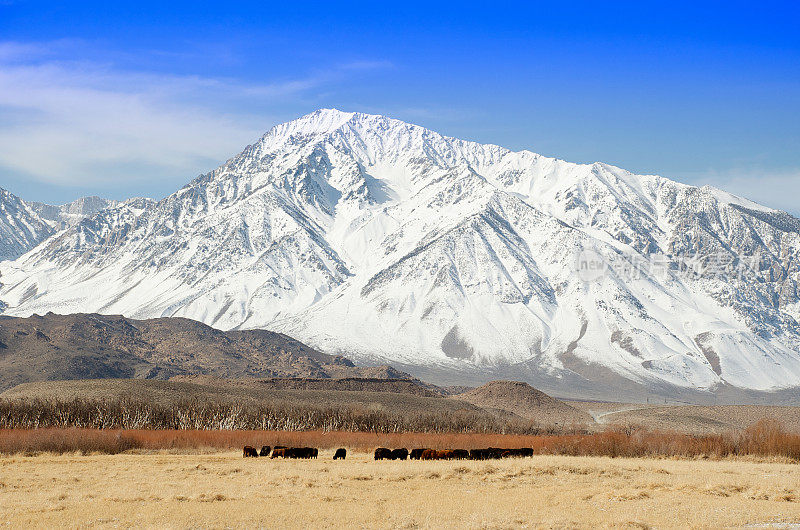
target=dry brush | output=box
[1,397,799,461]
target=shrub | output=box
[0,397,564,435]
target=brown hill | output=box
[456,380,593,426]
[0,313,414,391]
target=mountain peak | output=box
[264,108,365,140]
[259,109,433,152]
[296,107,356,131]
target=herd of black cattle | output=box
[243,445,535,460]
[242,446,320,459]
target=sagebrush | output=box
[0,397,566,434]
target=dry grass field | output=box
[5,380,800,526]
[3,450,800,528]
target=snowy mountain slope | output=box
[0,187,54,262]
[1,109,799,396]
[0,189,119,262]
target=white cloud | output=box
[0,41,388,192]
[0,66,258,186]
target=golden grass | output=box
[3,450,800,528]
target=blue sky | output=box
[1,1,799,213]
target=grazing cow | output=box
[374,447,392,460]
[243,446,258,458]
[420,449,436,460]
[469,449,486,460]
[271,448,286,458]
[281,447,317,459]
[485,447,505,459]
[333,448,346,460]
[470,447,526,460]
[410,448,428,460]
[421,449,454,460]
[499,448,534,458]
[390,448,409,460]
[487,447,502,459]
[259,446,271,457]
[451,449,469,460]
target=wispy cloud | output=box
[691,167,800,216]
[0,40,390,194]
[0,41,50,61]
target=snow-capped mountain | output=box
[2,109,799,397]
[28,196,119,229]
[0,189,117,262]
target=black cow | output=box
[374,447,392,460]
[243,446,258,458]
[469,449,486,460]
[333,448,347,460]
[389,448,409,460]
[259,445,272,457]
[288,447,317,459]
[469,448,505,460]
[500,448,534,458]
[486,447,506,459]
[451,449,469,460]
